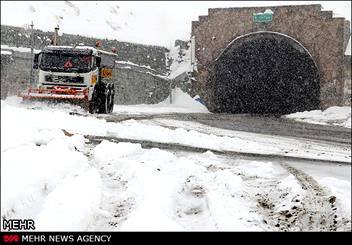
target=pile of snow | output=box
[158,88,208,112]
[35,169,102,231]
[1,99,102,231]
[284,106,351,128]
[113,88,209,114]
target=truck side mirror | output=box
[96,57,101,67]
[33,53,40,69]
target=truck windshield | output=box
[40,53,93,73]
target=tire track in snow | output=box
[174,152,351,231]
[278,163,351,231]
[83,137,350,231]
[83,144,136,231]
[84,133,350,230]
[252,162,351,231]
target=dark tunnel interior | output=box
[209,32,320,114]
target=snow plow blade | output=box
[19,87,90,109]
[20,92,86,100]
[19,87,88,100]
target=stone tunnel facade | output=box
[191,4,351,113]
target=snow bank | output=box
[35,168,102,231]
[319,177,351,220]
[112,119,350,163]
[112,88,209,114]
[158,88,209,112]
[1,99,102,231]
[284,106,351,128]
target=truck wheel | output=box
[108,84,115,113]
[88,100,95,114]
[88,87,98,114]
[93,84,107,114]
[101,86,109,114]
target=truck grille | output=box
[45,75,84,84]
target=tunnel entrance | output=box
[208,32,320,114]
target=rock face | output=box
[114,63,170,104]
[191,4,351,113]
[1,52,14,99]
[344,55,351,106]
[1,25,171,104]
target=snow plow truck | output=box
[19,45,117,114]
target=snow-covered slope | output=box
[2,1,350,48]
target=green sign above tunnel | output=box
[253,10,273,23]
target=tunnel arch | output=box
[208,31,320,114]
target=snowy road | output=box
[1,97,351,231]
[98,113,351,144]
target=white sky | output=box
[1,1,351,48]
